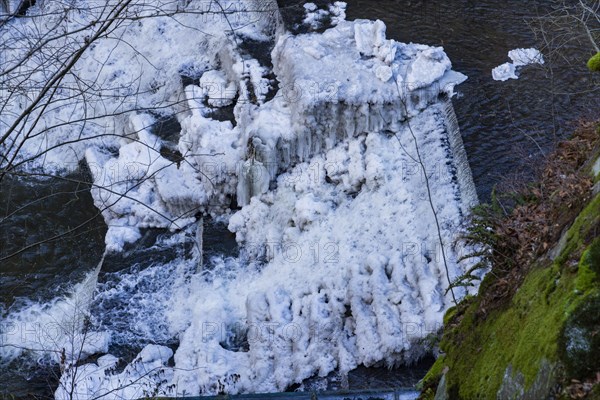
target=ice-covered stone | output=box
[199,70,238,107]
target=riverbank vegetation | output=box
[420,120,600,399]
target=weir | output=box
[442,98,479,212]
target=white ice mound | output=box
[240,19,467,202]
[84,18,468,252]
[492,47,544,81]
[272,19,466,108]
[55,345,174,400]
[61,18,478,398]
[86,113,206,252]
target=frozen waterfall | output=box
[58,17,477,399]
[0,1,479,398]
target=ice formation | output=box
[492,48,544,81]
[0,1,479,398]
[303,2,347,29]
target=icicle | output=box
[237,158,270,207]
[237,137,270,207]
[196,217,204,273]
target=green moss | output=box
[585,237,600,274]
[555,194,600,266]
[444,264,576,398]
[575,263,596,292]
[419,388,436,400]
[443,306,457,326]
[588,52,600,72]
[441,266,571,398]
[559,239,600,379]
[575,238,600,292]
[418,355,446,390]
[558,290,600,378]
[428,194,600,399]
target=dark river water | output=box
[1,0,599,398]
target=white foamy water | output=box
[1,254,109,366]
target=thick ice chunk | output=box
[354,19,387,57]
[492,63,518,81]
[508,48,544,66]
[86,113,206,251]
[492,47,544,81]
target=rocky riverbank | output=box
[420,121,600,400]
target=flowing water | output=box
[1,0,599,397]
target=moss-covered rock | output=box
[424,192,600,399]
[439,263,574,399]
[420,123,600,399]
[558,291,600,379]
[496,360,558,400]
[555,194,600,267]
[588,52,600,72]
[558,238,600,379]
